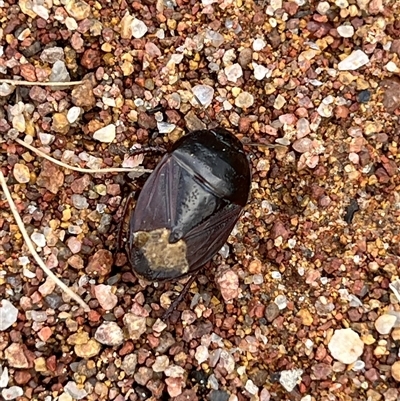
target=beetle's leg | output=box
[129,146,167,157]
[116,191,135,251]
[161,274,198,320]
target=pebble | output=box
[40,47,64,64]
[274,94,286,109]
[93,124,116,143]
[67,107,81,124]
[338,50,369,71]
[375,314,397,335]
[253,38,266,51]
[39,133,54,145]
[216,269,239,302]
[252,63,269,80]
[235,92,254,108]
[65,0,90,20]
[245,379,258,395]
[94,322,124,346]
[296,118,311,138]
[274,295,287,310]
[316,1,330,14]
[31,232,46,248]
[328,328,364,364]
[293,138,313,153]
[205,30,224,47]
[71,194,89,210]
[225,64,243,82]
[121,354,137,375]
[86,249,113,276]
[131,18,148,39]
[192,84,214,107]
[66,237,81,254]
[13,163,30,184]
[71,81,96,107]
[0,300,18,331]
[195,345,209,364]
[0,83,15,97]
[337,25,355,38]
[64,382,87,400]
[1,386,23,400]
[391,361,400,382]
[74,339,101,359]
[94,284,118,310]
[0,366,9,387]
[152,355,169,372]
[12,114,25,133]
[265,303,280,322]
[5,344,29,368]
[49,60,70,82]
[123,313,147,340]
[209,390,229,401]
[279,369,303,392]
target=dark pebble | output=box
[208,390,230,401]
[357,90,371,103]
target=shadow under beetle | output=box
[120,125,251,316]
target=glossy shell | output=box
[127,128,251,281]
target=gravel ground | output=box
[1,0,400,400]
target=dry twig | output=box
[0,79,83,87]
[0,170,91,312]
[15,138,153,175]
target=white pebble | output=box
[93,124,116,143]
[274,94,286,110]
[192,84,214,107]
[328,328,364,364]
[225,63,243,82]
[338,50,369,71]
[131,18,148,39]
[31,232,46,248]
[316,1,330,14]
[67,107,81,124]
[0,300,18,331]
[252,62,269,80]
[195,345,209,364]
[337,25,354,38]
[1,386,23,400]
[234,91,254,108]
[253,38,266,51]
[245,379,258,395]
[279,369,303,392]
[375,314,397,335]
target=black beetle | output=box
[125,127,251,283]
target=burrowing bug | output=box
[124,126,251,294]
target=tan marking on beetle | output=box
[133,228,189,273]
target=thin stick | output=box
[0,170,91,312]
[14,138,153,175]
[0,79,83,87]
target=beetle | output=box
[124,127,251,286]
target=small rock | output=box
[131,18,148,39]
[235,92,254,108]
[279,369,303,392]
[391,361,400,382]
[205,30,224,47]
[94,322,124,346]
[0,300,18,331]
[13,163,30,184]
[195,345,209,364]
[65,0,90,20]
[86,249,113,276]
[49,60,70,82]
[71,194,89,210]
[253,38,266,51]
[94,284,118,310]
[123,313,147,340]
[338,50,369,71]
[265,303,280,322]
[71,80,96,108]
[64,381,87,400]
[238,48,252,68]
[337,25,354,38]
[52,113,70,134]
[67,107,81,124]
[5,344,29,368]
[0,366,9,387]
[375,314,397,335]
[31,232,46,248]
[274,94,286,109]
[293,138,313,153]
[121,354,138,375]
[328,328,364,364]
[66,237,82,254]
[192,84,214,107]
[0,83,15,97]
[253,62,269,80]
[93,124,116,143]
[152,355,169,373]
[40,47,64,64]
[74,339,101,359]
[209,390,229,401]
[37,160,64,194]
[225,63,243,82]
[216,269,239,302]
[1,386,24,400]
[81,49,101,69]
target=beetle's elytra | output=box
[127,128,251,281]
